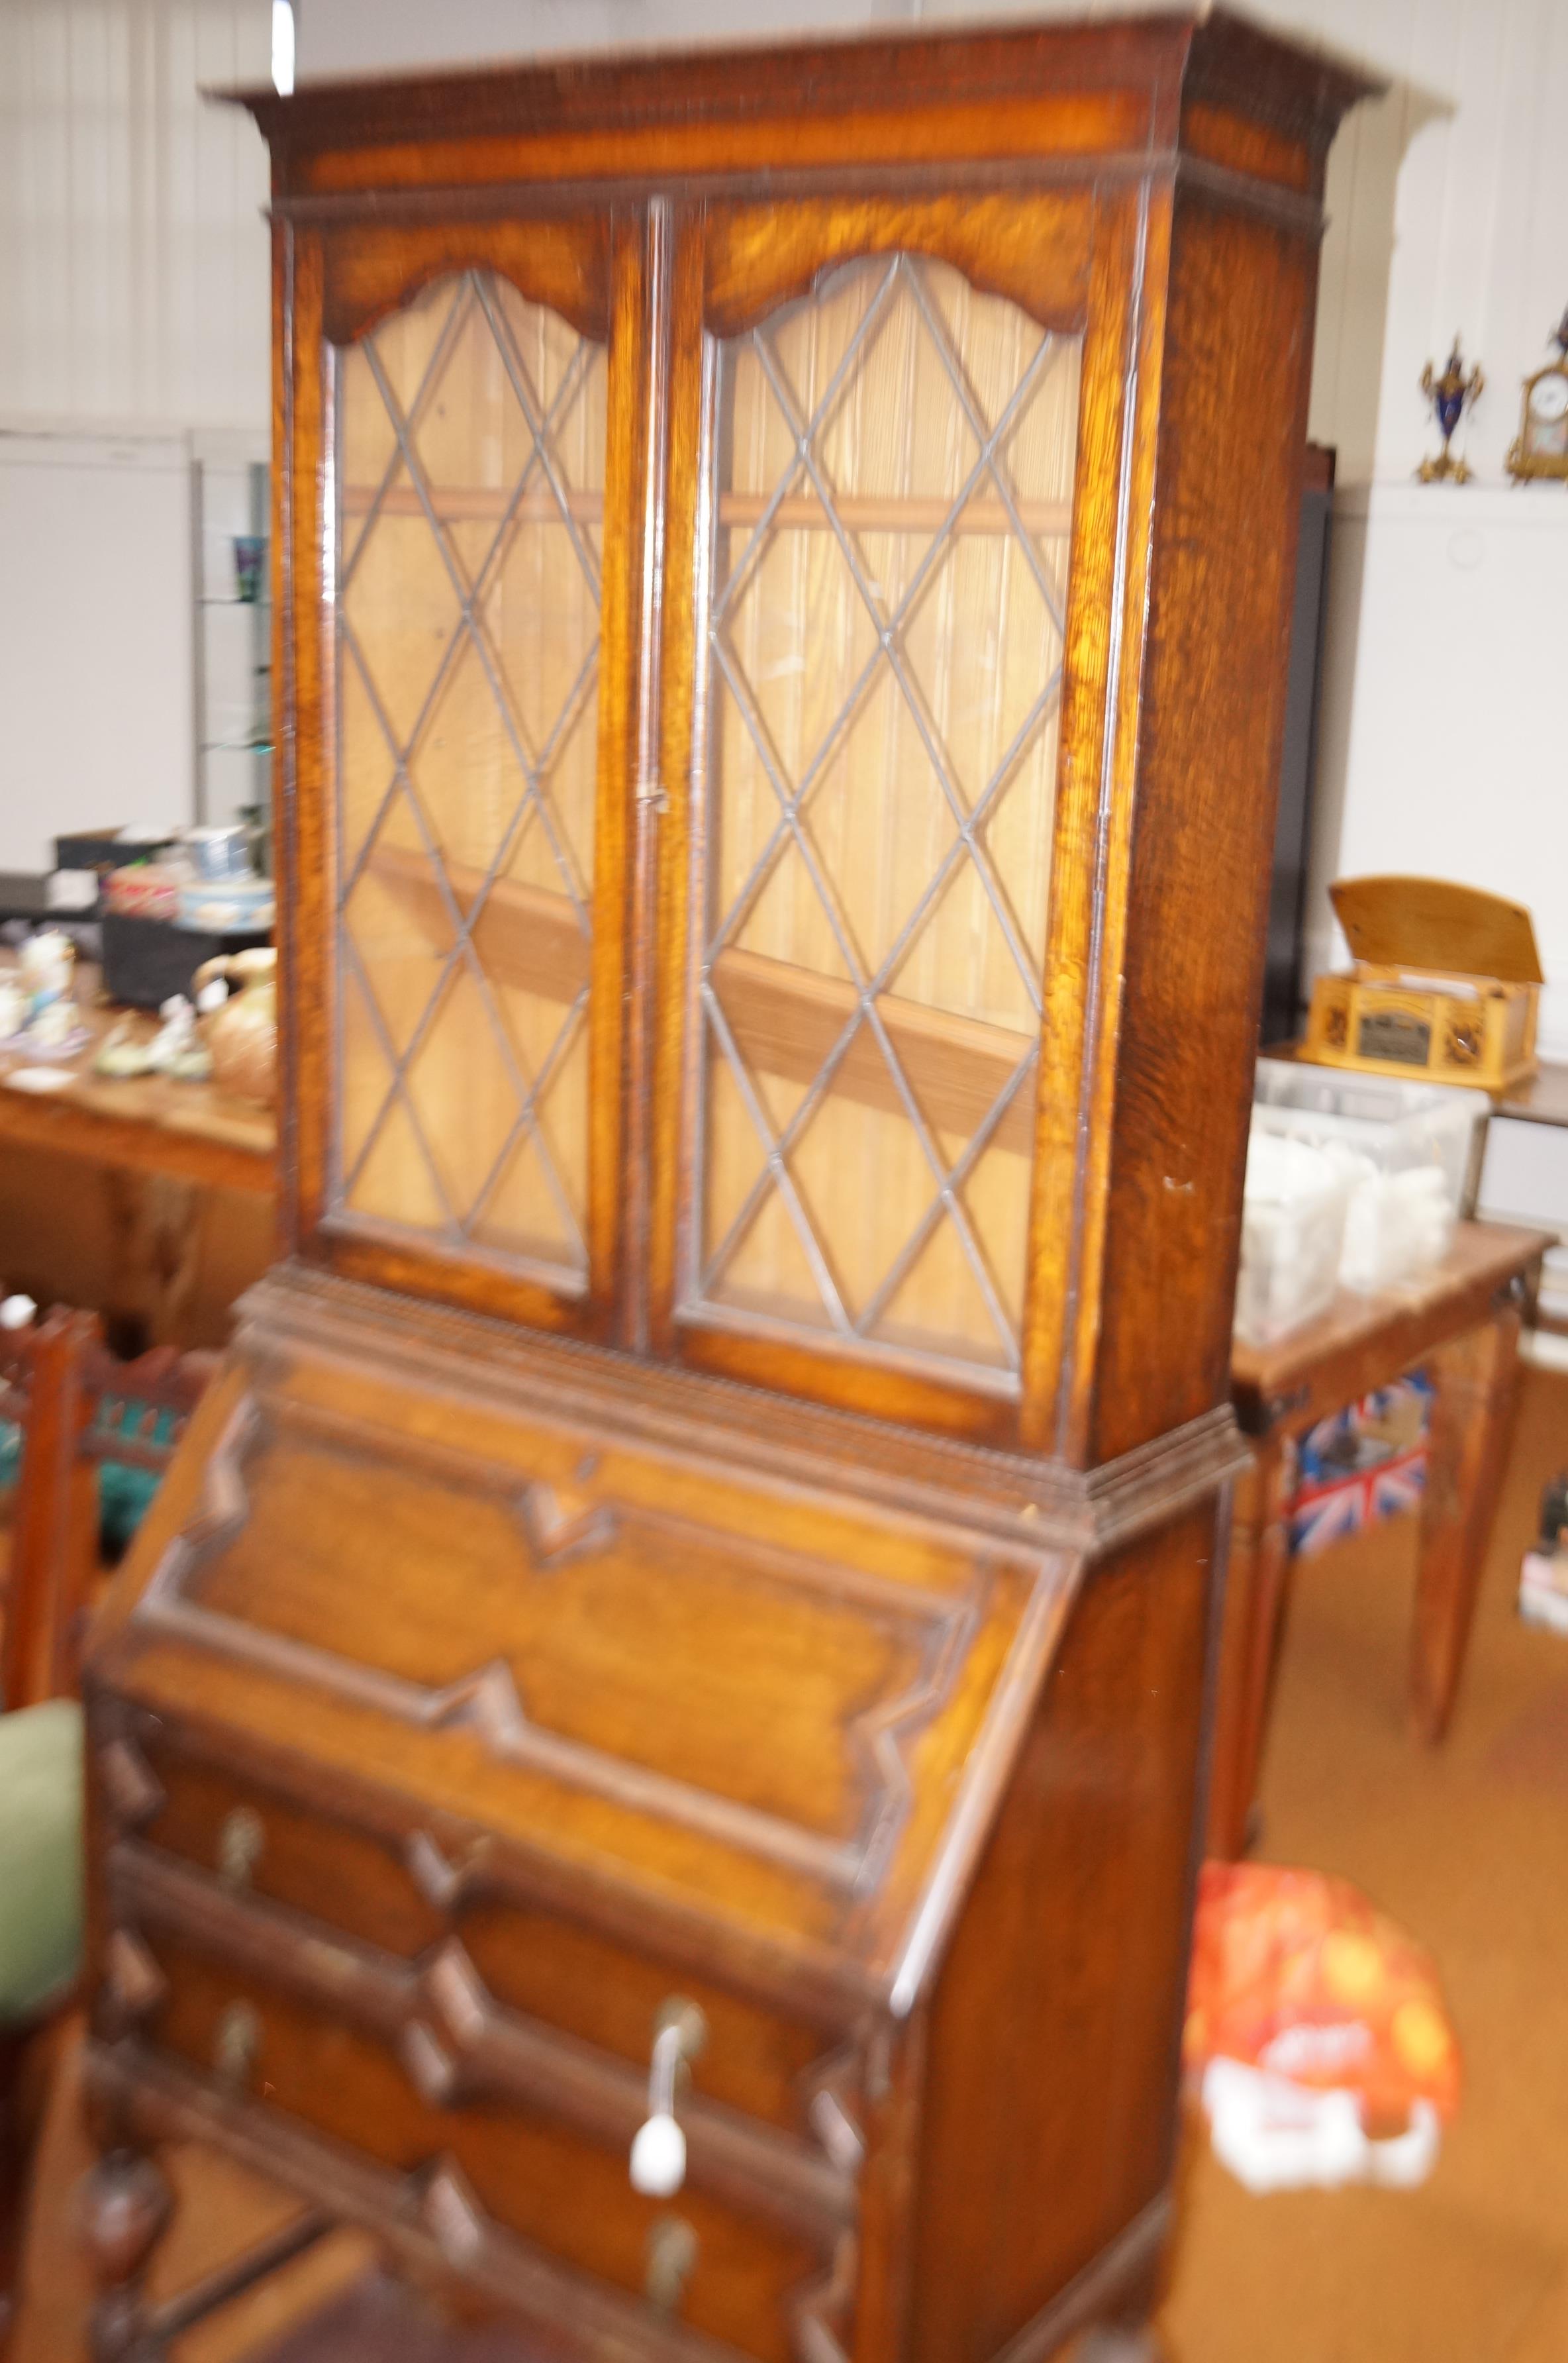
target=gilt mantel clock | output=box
[78,15,1372,2361]
[1507,310,1568,483]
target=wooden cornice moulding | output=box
[230,1262,1242,1562]
[1183,10,1383,161]
[229,11,1374,208]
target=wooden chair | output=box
[0,1307,213,2329]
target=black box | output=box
[56,827,175,875]
[101,913,271,1011]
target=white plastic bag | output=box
[1202,2057,1442,2193]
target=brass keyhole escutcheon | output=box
[213,2000,261,2092]
[218,1806,265,1891]
[646,2215,697,2316]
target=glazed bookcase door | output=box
[301,217,642,1336]
[655,205,1095,1433]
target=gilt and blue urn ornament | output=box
[1418,336,1484,483]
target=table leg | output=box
[1412,1302,1524,1743]
[1206,1438,1293,1859]
[101,1170,203,1350]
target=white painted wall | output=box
[1310,485,1568,1053]
[0,430,194,870]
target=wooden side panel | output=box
[906,1501,1219,2363]
[1082,187,1324,1464]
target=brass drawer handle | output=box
[218,1806,266,1891]
[646,2215,697,2316]
[213,1999,261,2091]
[629,1998,707,2199]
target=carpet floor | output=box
[1157,1361,1568,2363]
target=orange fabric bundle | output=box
[1185,1861,1461,2134]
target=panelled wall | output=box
[0,0,271,428]
[0,1,271,864]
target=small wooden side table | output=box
[1209,1220,1551,1858]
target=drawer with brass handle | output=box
[107,1905,856,2363]
[109,1727,867,2160]
[103,1841,858,2252]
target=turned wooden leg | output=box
[1412,1303,1524,1743]
[1206,1438,1293,1858]
[79,2145,173,2362]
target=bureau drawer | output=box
[128,1921,850,2363]
[119,1729,865,2158]
[132,1735,446,1955]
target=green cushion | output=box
[0,1698,84,2023]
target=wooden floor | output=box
[10,1366,1568,2362]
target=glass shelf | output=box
[194,450,270,825]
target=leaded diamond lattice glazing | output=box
[687,256,1082,1381]
[333,272,605,1283]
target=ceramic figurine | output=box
[20,927,75,1019]
[94,1019,157,1080]
[27,997,78,1051]
[146,995,213,1083]
[1418,337,1484,482]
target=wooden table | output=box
[1493,1060,1568,1129]
[0,962,275,1348]
[1208,1220,1551,1858]
[0,961,273,1197]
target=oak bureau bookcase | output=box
[79,15,1371,2362]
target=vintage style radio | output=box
[78,16,1370,2363]
[1306,877,1542,1093]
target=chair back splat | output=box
[1,1311,213,1713]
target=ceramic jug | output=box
[193,946,277,1105]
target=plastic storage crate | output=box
[1235,1131,1354,1347]
[1252,1060,1489,1294]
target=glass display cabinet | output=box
[80,17,1371,2363]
